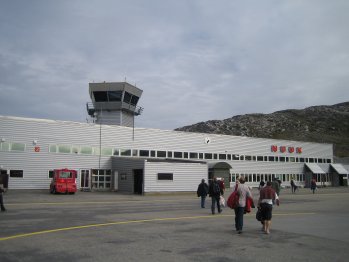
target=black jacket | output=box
[209,181,222,197]
[197,182,209,197]
[0,173,9,192]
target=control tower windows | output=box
[108,91,122,101]
[123,92,132,103]
[123,91,139,106]
[131,96,139,105]
[93,91,123,102]
[93,91,108,102]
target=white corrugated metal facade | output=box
[0,114,347,193]
[144,160,208,193]
[94,110,134,127]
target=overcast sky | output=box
[1,0,348,130]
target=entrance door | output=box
[133,169,143,194]
[339,174,344,186]
[80,169,91,190]
[209,167,230,187]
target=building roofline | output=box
[0,115,333,147]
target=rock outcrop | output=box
[175,102,349,157]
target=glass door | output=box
[80,169,91,190]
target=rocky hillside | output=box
[175,102,349,157]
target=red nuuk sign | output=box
[271,145,302,154]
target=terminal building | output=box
[0,82,348,194]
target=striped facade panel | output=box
[0,151,113,190]
[0,117,115,189]
[131,128,333,159]
[96,111,134,127]
[0,116,333,161]
[121,112,134,127]
[111,157,145,193]
[96,111,122,126]
[226,161,306,174]
[144,161,208,193]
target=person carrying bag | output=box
[227,182,239,209]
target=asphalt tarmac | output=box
[1,187,349,262]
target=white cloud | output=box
[1,0,348,129]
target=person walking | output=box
[0,169,9,212]
[258,180,265,191]
[290,179,297,193]
[197,179,209,208]
[219,178,226,196]
[311,178,317,194]
[271,177,281,196]
[234,176,252,234]
[209,177,223,215]
[258,181,279,234]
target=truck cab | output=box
[50,168,77,194]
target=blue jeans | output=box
[200,196,206,208]
[234,207,245,231]
[211,195,221,214]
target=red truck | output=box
[50,168,77,194]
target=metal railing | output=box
[86,102,143,116]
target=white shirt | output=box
[260,193,279,205]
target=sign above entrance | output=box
[271,145,302,154]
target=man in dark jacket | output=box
[271,177,280,196]
[208,177,223,215]
[197,179,209,208]
[0,169,9,212]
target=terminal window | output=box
[157,173,173,181]
[10,170,23,178]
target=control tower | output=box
[86,82,143,127]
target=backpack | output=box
[213,182,221,195]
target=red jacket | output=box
[245,196,255,213]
